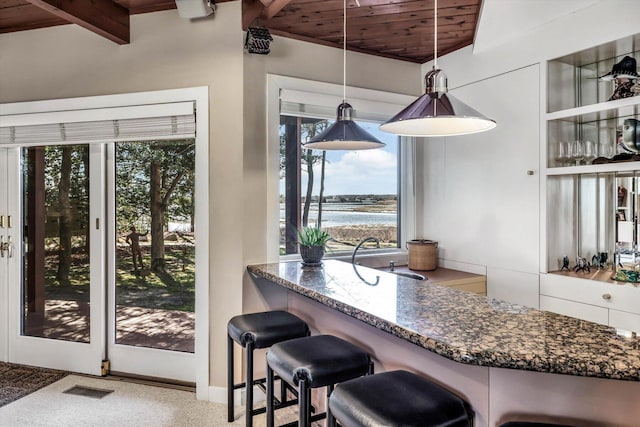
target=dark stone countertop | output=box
[247,260,640,381]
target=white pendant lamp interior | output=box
[379,0,496,137]
[303,0,385,150]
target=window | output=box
[271,76,415,257]
[279,116,400,255]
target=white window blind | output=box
[0,101,195,147]
[279,88,409,123]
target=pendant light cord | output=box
[433,0,438,68]
[343,0,347,102]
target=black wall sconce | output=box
[245,27,273,55]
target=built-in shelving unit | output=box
[542,33,640,331]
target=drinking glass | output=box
[583,140,597,164]
[555,141,570,167]
[571,140,584,166]
[599,138,614,159]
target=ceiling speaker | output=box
[176,0,215,18]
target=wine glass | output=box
[599,137,614,159]
[571,140,584,166]
[583,140,597,164]
[555,141,570,167]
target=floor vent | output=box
[63,385,114,399]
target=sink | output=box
[390,271,426,281]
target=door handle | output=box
[0,236,14,258]
[7,236,13,258]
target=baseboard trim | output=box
[208,385,266,404]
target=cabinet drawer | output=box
[540,295,609,325]
[540,273,640,315]
[609,309,640,333]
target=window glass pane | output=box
[114,139,196,353]
[22,145,90,342]
[279,116,399,255]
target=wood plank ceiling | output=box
[0,0,481,64]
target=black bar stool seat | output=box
[329,370,473,427]
[228,310,310,348]
[227,310,309,427]
[266,334,372,427]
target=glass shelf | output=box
[547,34,640,113]
[546,107,640,169]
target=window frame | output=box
[266,75,418,266]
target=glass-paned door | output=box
[6,144,105,375]
[0,89,206,388]
[107,139,196,382]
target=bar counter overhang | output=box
[247,260,640,426]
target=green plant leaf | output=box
[297,227,331,247]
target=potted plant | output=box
[298,227,331,265]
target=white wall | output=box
[417,0,640,307]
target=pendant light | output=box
[303,0,385,150]
[379,0,496,137]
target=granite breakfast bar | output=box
[247,260,640,426]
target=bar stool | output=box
[329,370,474,427]
[228,310,310,427]
[266,334,372,427]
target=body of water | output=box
[280,203,396,227]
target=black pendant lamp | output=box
[379,0,496,137]
[304,0,385,150]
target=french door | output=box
[0,141,197,383]
[0,88,209,394]
[106,140,196,383]
[4,144,105,375]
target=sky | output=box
[282,120,399,196]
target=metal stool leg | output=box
[227,334,234,422]
[245,341,255,427]
[280,373,287,404]
[266,364,275,427]
[299,378,310,427]
[326,384,336,427]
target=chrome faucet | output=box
[351,237,381,265]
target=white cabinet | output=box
[540,273,640,332]
[487,268,539,309]
[609,309,640,333]
[540,295,608,325]
[421,65,540,306]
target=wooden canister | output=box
[407,239,438,271]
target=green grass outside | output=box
[43,245,195,312]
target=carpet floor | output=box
[0,362,68,408]
[0,374,318,426]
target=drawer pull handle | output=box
[602,293,612,300]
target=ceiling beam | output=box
[243,0,293,29]
[261,0,293,20]
[25,0,130,44]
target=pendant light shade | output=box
[380,68,496,137]
[379,0,496,137]
[303,0,385,151]
[304,102,386,150]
